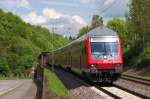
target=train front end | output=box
[86,36,123,82]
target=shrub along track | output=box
[47,66,144,99]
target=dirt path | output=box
[0,80,37,99]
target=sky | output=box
[0,0,129,37]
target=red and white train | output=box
[47,27,123,82]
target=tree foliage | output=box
[77,26,90,38]
[0,9,69,77]
[125,0,150,67]
[91,15,103,30]
[128,0,150,44]
[107,0,150,69]
[107,18,128,50]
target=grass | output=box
[0,76,17,80]
[44,69,73,99]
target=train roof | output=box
[86,26,118,37]
[53,26,118,52]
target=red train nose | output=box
[89,60,122,70]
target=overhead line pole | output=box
[51,26,56,72]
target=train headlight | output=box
[91,64,95,67]
[90,64,97,73]
[115,64,122,73]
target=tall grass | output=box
[44,69,73,99]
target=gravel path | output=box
[115,79,150,98]
[0,79,36,99]
[54,68,108,99]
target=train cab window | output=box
[90,42,118,59]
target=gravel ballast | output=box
[54,68,105,99]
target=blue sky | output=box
[0,0,129,36]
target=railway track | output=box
[113,83,149,99]
[73,71,150,99]
[94,85,141,99]
[51,67,145,99]
[122,74,150,86]
[111,74,150,99]
[91,79,144,99]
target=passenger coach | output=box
[47,26,123,82]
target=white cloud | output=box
[15,0,30,8]
[41,1,79,8]
[40,16,87,36]
[104,0,115,6]
[80,0,97,4]
[21,12,47,25]
[49,16,87,36]
[21,8,87,36]
[1,0,30,8]
[72,16,87,26]
[43,8,63,19]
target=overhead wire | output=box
[98,0,119,16]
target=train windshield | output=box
[91,42,118,59]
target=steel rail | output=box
[114,84,150,99]
[122,74,150,86]
[51,67,144,99]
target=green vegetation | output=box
[77,26,90,38]
[0,75,19,80]
[107,18,128,52]
[107,0,150,77]
[90,15,103,30]
[125,0,150,69]
[44,69,73,99]
[0,9,69,78]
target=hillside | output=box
[0,9,69,77]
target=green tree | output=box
[77,26,90,38]
[0,9,69,77]
[91,15,103,29]
[124,0,150,69]
[0,57,9,76]
[128,0,150,45]
[107,18,128,50]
